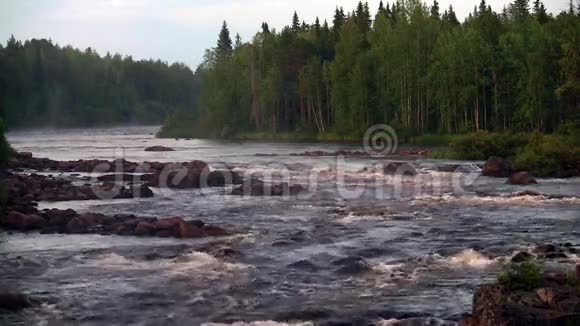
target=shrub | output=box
[0,118,11,166]
[410,134,454,147]
[513,134,580,177]
[498,260,544,291]
[566,270,580,288]
[449,131,529,160]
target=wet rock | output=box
[288,260,320,271]
[203,170,243,187]
[0,292,32,311]
[1,211,46,231]
[545,252,568,259]
[231,181,304,196]
[533,244,560,255]
[438,164,462,173]
[66,217,90,234]
[154,217,184,231]
[97,173,148,182]
[464,274,580,326]
[508,172,538,185]
[145,146,175,152]
[178,221,203,238]
[276,309,331,322]
[332,256,371,275]
[44,208,77,227]
[146,161,209,189]
[134,222,157,236]
[203,225,229,237]
[382,162,417,176]
[511,251,533,263]
[482,157,513,178]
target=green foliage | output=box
[498,260,544,291]
[161,0,576,140]
[0,38,199,128]
[449,132,529,160]
[410,134,454,147]
[0,118,11,166]
[566,270,580,288]
[513,134,580,177]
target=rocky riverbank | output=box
[461,269,580,326]
[0,153,235,239]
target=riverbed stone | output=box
[0,293,32,311]
[509,172,538,185]
[145,146,175,152]
[482,157,513,178]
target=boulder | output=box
[465,277,580,326]
[1,211,46,230]
[146,161,209,189]
[203,225,229,237]
[533,244,560,255]
[0,292,32,311]
[145,146,175,152]
[231,181,304,196]
[203,170,242,187]
[382,162,417,176]
[134,221,157,236]
[154,217,184,231]
[509,172,538,185]
[482,157,513,178]
[97,174,147,182]
[511,251,533,263]
[178,221,203,238]
[331,256,371,275]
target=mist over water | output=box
[3,126,580,325]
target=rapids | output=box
[2,126,579,325]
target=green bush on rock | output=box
[498,260,544,291]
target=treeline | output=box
[162,0,579,138]
[0,37,199,128]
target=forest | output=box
[160,0,579,139]
[0,37,199,128]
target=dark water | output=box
[2,126,580,326]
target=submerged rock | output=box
[144,146,175,152]
[508,172,538,185]
[0,292,32,311]
[511,251,533,263]
[482,157,513,178]
[231,181,304,196]
[331,256,371,275]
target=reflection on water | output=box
[2,126,580,325]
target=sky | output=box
[0,0,571,69]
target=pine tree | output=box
[385,3,392,21]
[217,21,233,56]
[333,7,346,33]
[292,11,300,32]
[261,22,270,34]
[431,0,441,20]
[354,1,371,35]
[234,33,242,49]
[443,5,460,25]
[533,0,548,23]
[314,17,322,39]
[479,0,487,14]
[510,0,530,19]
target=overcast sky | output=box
[0,0,570,69]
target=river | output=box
[2,126,579,325]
